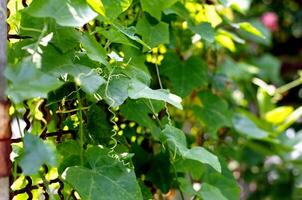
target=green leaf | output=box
[206,173,240,200]
[41,45,73,72]
[140,0,178,20]
[101,0,132,21]
[120,99,163,139]
[193,92,231,135]
[51,64,106,95]
[184,147,222,172]
[64,147,143,200]
[217,57,258,81]
[81,33,108,65]
[20,134,56,175]
[161,52,208,97]
[87,104,112,144]
[249,54,281,84]
[121,46,151,85]
[26,0,98,27]
[5,58,62,103]
[232,114,269,139]
[128,79,183,109]
[189,22,215,43]
[161,125,221,172]
[136,17,170,48]
[113,24,151,50]
[197,183,228,200]
[52,27,80,53]
[146,152,174,193]
[102,76,130,107]
[163,2,190,19]
[97,28,138,48]
[57,141,81,174]
[178,177,197,197]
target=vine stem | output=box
[76,89,84,166]
[275,77,302,94]
[155,62,172,126]
[56,106,90,114]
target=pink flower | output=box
[261,12,279,32]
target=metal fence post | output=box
[0,0,11,199]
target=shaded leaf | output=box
[120,99,163,139]
[20,134,56,175]
[232,114,269,139]
[193,92,231,135]
[161,52,208,97]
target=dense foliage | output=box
[6,0,302,199]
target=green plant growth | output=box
[6,0,302,199]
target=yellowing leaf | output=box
[265,106,294,124]
[239,22,265,38]
[87,0,106,16]
[215,34,236,52]
[195,5,222,27]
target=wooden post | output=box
[0,0,11,199]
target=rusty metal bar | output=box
[0,0,11,199]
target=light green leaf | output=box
[26,0,98,27]
[184,147,222,173]
[140,0,178,20]
[5,58,62,103]
[237,22,265,38]
[101,0,132,21]
[136,17,170,48]
[20,134,56,175]
[161,52,208,97]
[51,64,105,95]
[88,0,132,21]
[232,114,269,139]
[197,183,228,200]
[81,33,108,65]
[65,147,143,200]
[161,125,221,172]
[128,79,183,109]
